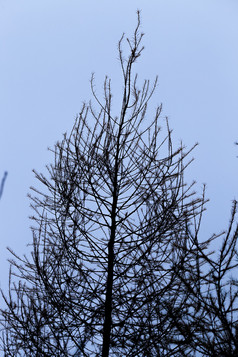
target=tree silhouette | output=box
[1,12,238,357]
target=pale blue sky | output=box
[0,0,238,292]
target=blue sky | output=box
[0,0,238,292]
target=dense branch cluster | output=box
[1,12,238,357]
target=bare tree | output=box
[168,199,238,357]
[1,12,238,357]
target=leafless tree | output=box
[1,12,238,357]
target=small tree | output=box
[1,12,238,356]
